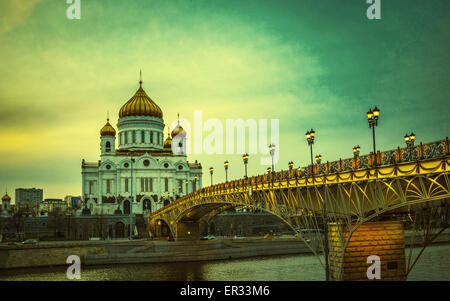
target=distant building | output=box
[40,198,66,215]
[1,193,12,217]
[15,188,43,216]
[64,195,82,210]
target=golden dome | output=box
[171,124,185,138]
[163,133,172,149]
[100,119,116,137]
[119,81,163,119]
[2,193,11,202]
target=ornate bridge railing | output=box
[153,138,449,217]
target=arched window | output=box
[141,131,145,143]
[125,132,128,144]
[115,222,125,238]
[105,141,111,152]
[150,131,154,144]
[143,199,152,212]
[123,200,130,215]
[132,131,136,143]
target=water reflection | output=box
[1,245,449,281]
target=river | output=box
[1,244,449,281]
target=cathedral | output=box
[81,78,203,215]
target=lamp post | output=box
[353,145,361,157]
[242,154,249,178]
[305,129,315,165]
[224,161,229,182]
[129,151,135,240]
[404,132,416,147]
[267,167,273,188]
[269,144,276,172]
[209,167,214,186]
[367,106,380,160]
[404,132,416,161]
[315,154,322,164]
[185,180,189,194]
[288,161,294,171]
[194,176,198,191]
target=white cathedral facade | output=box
[81,79,202,215]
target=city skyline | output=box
[1,0,449,203]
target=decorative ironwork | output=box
[424,142,445,159]
[359,155,369,169]
[403,145,418,162]
[342,159,353,171]
[330,161,339,173]
[382,151,397,165]
[318,164,326,175]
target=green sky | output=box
[0,0,449,203]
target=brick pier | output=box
[328,220,406,281]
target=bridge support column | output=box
[328,220,406,281]
[176,221,200,241]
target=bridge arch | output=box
[150,218,173,239]
[158,199,317,251]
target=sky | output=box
[0,0,449,203]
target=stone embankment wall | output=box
[0,237,308,269]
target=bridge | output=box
[148,137,450,280]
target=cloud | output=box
[0,0,41,37]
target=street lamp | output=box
[315,154,322,164]
[353,145,361,157]
[194,176,198,191]
[224,161,229,182]
[288,161,294,170]
[242,154,249,178]
[404,132,415,147]
[367,106,380,157]
[305,129,315,165]
[185,180,189,194]
[269,144,276,172]
[129,151,135,240]
[209,167,214,186]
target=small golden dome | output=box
[163,134,172,149]
[119,81,163,119]
[100,119,116,137]
[2,193,11,202]
[171,124,185,138]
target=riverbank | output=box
[1,230,449,270]
[0,237,309,269]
